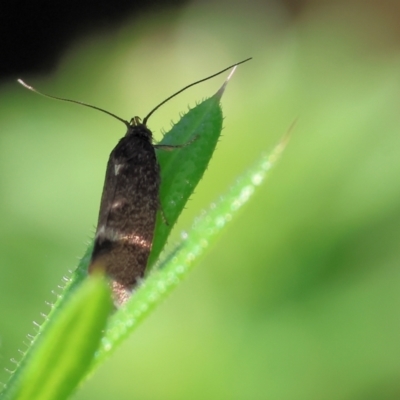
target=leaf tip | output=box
[214,57,252,100]
[214,66,237,100]
[269,118,298,163]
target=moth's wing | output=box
[89,135,160,305]
[96,154,121,230]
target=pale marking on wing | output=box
[96,226,152,250]
[119,233,152,250]
[110,199,125,209]
[96,225,106,238]
[114,163,124,176]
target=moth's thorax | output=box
[113,123,156,164]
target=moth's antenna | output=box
[18,58,252,128]
[17,79,130,128]
[142,57,252,125]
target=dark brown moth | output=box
[18,57,251,305]
[89,116,162,305]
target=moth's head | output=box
[127,116,153,140]
[130,116,142,127]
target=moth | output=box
[18,57,251,305]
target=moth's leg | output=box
[154,135,198,151]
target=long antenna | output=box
[17,79,130,128]
[142,57,252,125]
[18,57,252,127]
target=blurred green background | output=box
[1,0,400,399]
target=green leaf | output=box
[148,88,224,267]
[0,275,112,400]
